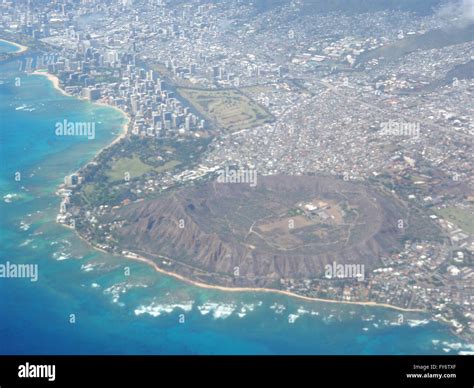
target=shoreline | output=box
[0,38,28,53]
[32,70,131,160]
[123,252,426,313]
[74,230,425,313]
[40,61,425,315]
[32,70,70,97]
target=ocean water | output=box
[0,40,21,54]
[0,50,471,355]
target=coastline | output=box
[123,252,426,313]
[38,60,425,315]
[74,228,425,313]
[32,70,131,157]
[32,70,70,97]
[0,38,28,53]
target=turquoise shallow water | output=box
[0,50,471,355]
[0,40,22,54]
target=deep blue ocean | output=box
[0,42,471,355]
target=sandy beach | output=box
[32,70,71,97]
[33,70,131,155]
[93,101,131,148]
[124,253,425,313]
[0,38,28,53]
[70,217,425,313]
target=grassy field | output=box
[436,207,474,234]
[178,87,273,132]
[105,155,155,182]
[104,154,181,181]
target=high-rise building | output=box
[185,115,191,131]
[152,113,161,127]
[162,111,172,123]
[83,87,101,101]
[64,174,79,187]
[130,95,139,114]
[212,66,221,79]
